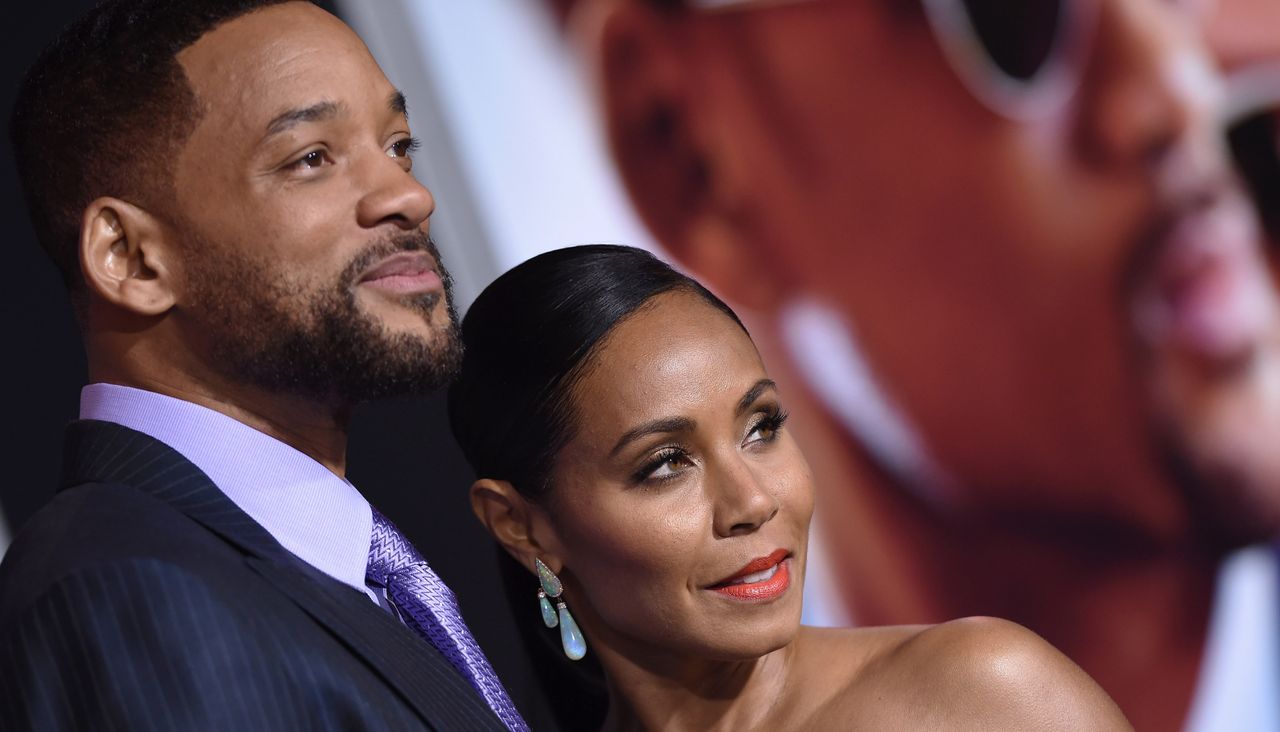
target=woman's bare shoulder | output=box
[791,619,1132,731]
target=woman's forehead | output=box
[570,291,765,434]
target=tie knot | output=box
[366,507,425,585]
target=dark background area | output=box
[0,2,554,727]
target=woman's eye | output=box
[649,457,683,480]
[635,449,693,483]
[745,409,789,446]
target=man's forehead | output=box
[177,3,391,131]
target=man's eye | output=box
[290,150,328,170]
[388,137,421,159]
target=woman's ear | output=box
[470,478,560,572]
[79,196,178,317]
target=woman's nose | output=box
[712,456,781,538]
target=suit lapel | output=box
[62,419,283,560]
[61,420,507,732]
[247,556,505,730]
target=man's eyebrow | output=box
[736,379,777,416]
[389,90,408,120]
[264,100,343,138]
[609,417,695,458]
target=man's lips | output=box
[1130,189,1278,363]
[357,252,441,295]
[708,549,791,601]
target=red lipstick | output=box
[710,549,791,601]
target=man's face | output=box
[167,2,459,403]
[1145,0,1280,541]
[1205,0,1280,71]
[607,0,1280,539]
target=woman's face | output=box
[538,290,814,664]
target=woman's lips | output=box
[709,549,791,601]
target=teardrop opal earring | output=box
[535,557,586,660]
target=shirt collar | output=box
[79,383,373,595]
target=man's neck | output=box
[89,361,351,476]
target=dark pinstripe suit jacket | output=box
[0,420,509,731]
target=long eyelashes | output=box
[747,408,790,444]
[389,136,421,158]
[631,446,692,484]
[629,407,790,486]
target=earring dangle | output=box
[534,557,586,660]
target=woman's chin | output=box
[696,607,804,662]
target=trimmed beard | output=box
[184,229,463,403]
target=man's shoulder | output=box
[0,480,245,626]
[0,500,432,732]
[0,483,457,732]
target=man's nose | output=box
[355,153,436,231]
[1077,0,1223,171]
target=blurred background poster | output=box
[337,1,1280,730]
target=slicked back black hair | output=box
[448,243,746,501]
[9,0,301,297]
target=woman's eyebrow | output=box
[736,379,777,415]
[606,379,776,458]
[609,417,695,458]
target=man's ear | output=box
[591,0,711,252]
[79,196,178,317]
[593,1,707,253]
[588,1,788,311]
[470,479,561,573]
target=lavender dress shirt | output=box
[79,383,380,605]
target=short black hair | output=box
[9,0,299,297]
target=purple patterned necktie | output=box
[366,508,528,732]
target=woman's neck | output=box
[596,641,799,732]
